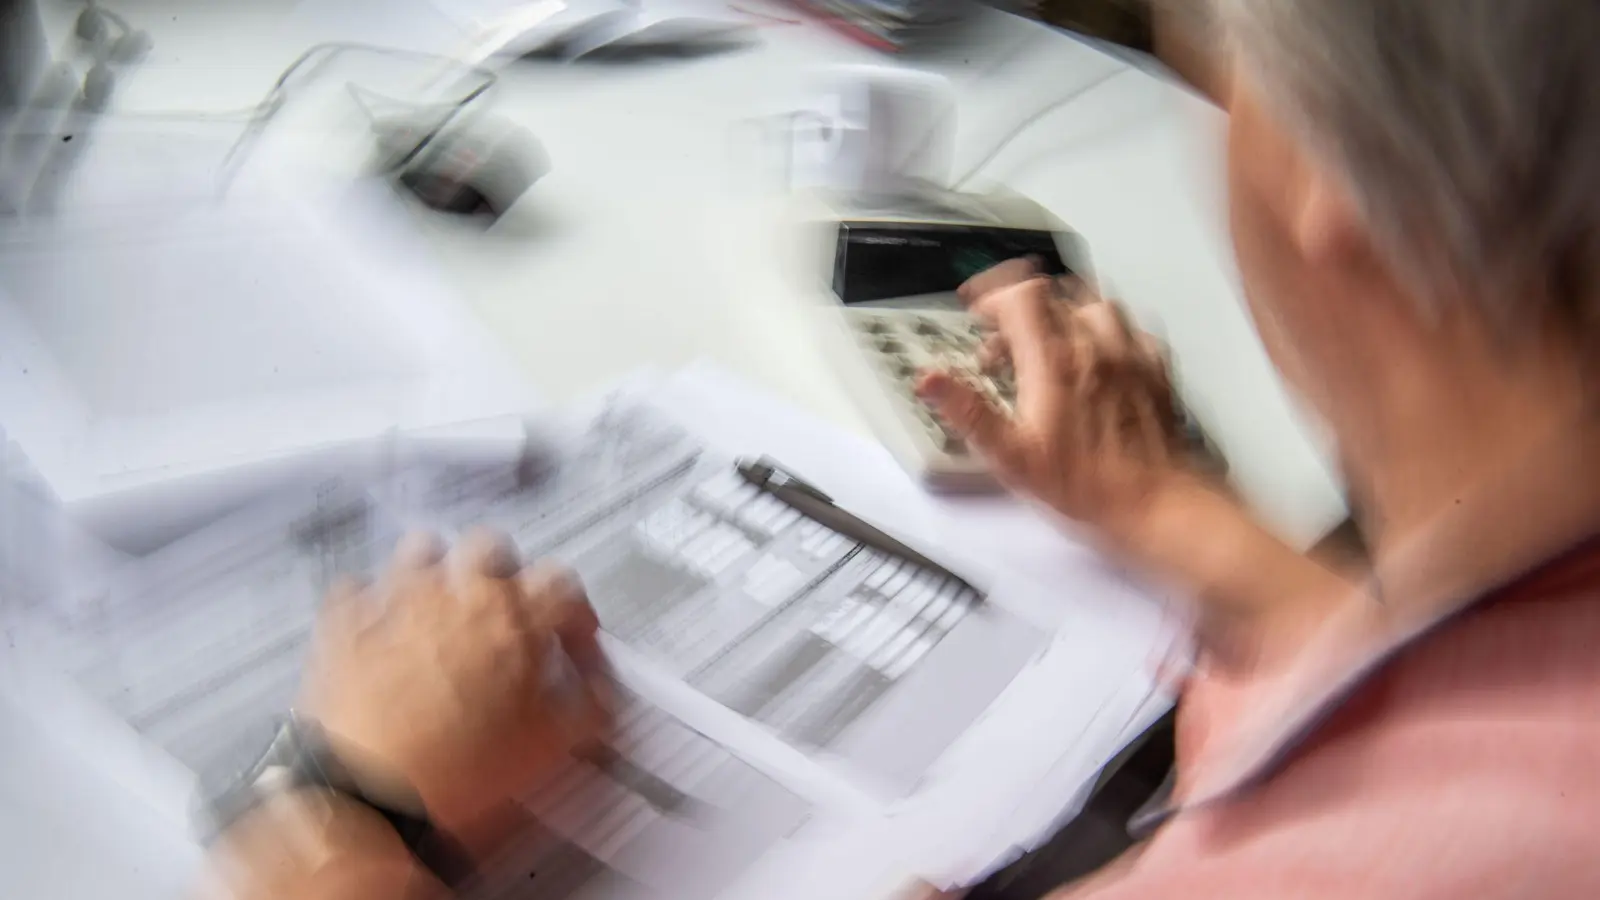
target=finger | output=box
[318,574,373,636]
[326,574,369,604]
[977,333,1008,372]
[391,531,447,570]
[1094,383,1127,481]
[1073,301,1136,365]
[520,564,614,719]
[958,257,1038,307]
[1056,275,1100,307]
[518,567,604,669]
[452,527,522,580]
[1106,300,1145,355]
[518,564,592,633]
[382,533,445,620]
[1062,317,1100,399]
[1100,320,1180,450]
[915,370,1027,478]
[890,881,959,900]
[1127,388,1173,469]
[1151,369,1183,446]
[972,278,1067,422]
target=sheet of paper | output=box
[0,429,129,625]
[0,683,203,900]
[10,466,821,900]
[10,363,1178,898]
[22,481,397,788]
[283,0,489,54]
[0,130,534,551]
[629,364,1180,886]
[470,688,817,900]
[385,395,1050,800]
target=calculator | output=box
[789,185,1080,490]
[841,306,1016,490]
[792,184,1224,491]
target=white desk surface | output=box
[81,0,1342,545]
[3,4,1338,896]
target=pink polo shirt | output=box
[1073,536,1600,899]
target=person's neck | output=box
[1354,326,1598,592]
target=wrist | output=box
[202,714,476,893]
[1098,474,1236,578]
[315,726,483,835]
[1109,475,1327,612]
[216,788,427,900]
[1112,475,1358,674]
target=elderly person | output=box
[211,1,1600,897]
[920,1,1600,896]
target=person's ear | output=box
[1290,168,1368,272]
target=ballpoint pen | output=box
[734,456,981,600]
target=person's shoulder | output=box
[1311,549,1600,801]
[1167,569,1600,895]
[1107,684,1600,900]
[1098,545,1600,899]
[1384,540,1600,713]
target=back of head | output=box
[1215,0,1600,349]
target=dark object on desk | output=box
[372,111,549,219]
[964,518,1364,899]
[1,0,48,112]
[497,9,757,63]
[999,0,1152,51]
[1002,0,1221,102]
[1042,0,1151,50]
[966,708,1176,900]
[784,0,968,53]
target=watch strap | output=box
[201,714,475,891]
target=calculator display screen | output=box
[831,221,1075,306]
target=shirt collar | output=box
[1157,422,1600,818]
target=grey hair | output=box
[1214,0,1600,342]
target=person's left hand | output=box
[299,529,611,830]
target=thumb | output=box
[916,370,1023,478]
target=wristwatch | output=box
[198,712,475,891]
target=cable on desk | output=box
[213,42,499,198]
[950,67,1127,190]
[75,103,282,123]
[344,83,467,125]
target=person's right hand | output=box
[916,264,1198,550]
[300,529,612,831]
[924,261,1359,674]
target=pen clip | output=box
[737,457,834,503]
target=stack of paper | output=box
[0,134,535,552]
[1,364,1176,899]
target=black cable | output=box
[950,67,1126,190]
[214,42,499,196]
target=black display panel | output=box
[831,221,1074,305]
